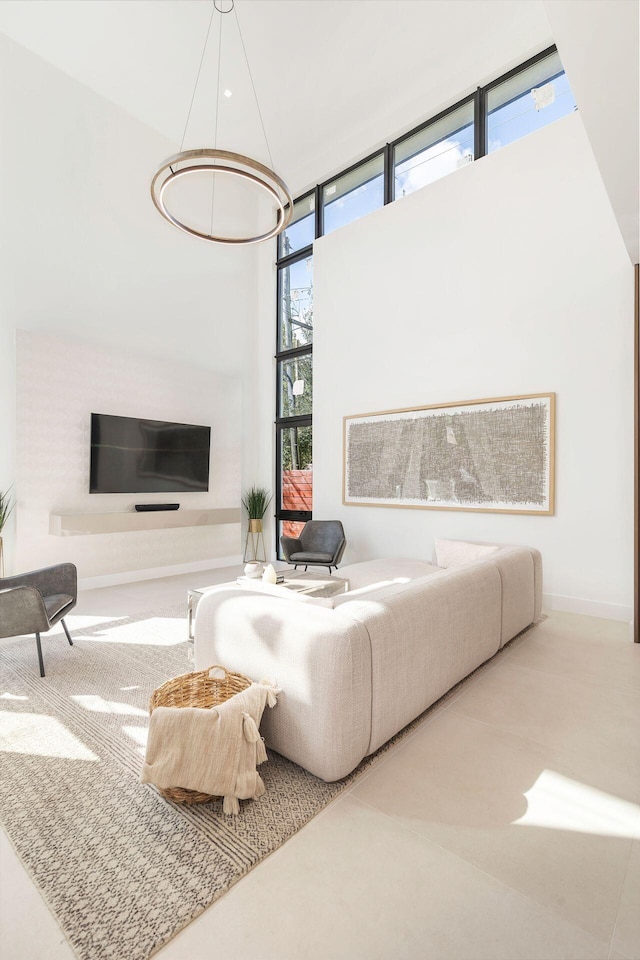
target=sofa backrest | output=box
[333,557,442,599]
[332,562,503,754]
[334,543,542,648]
[433,540,542,644]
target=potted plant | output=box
[0,487,14,577]
[241,486,271,564]
[241,486,272,533]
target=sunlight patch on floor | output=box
[77,617,186,646]
[71,695,147,717]
[64,613,130,630]
[0,711,98,761]
[516,769,639,838]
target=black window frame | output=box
[277,190,316,262]
[391,92,476,201]
[319,148,387,236]
[276,235,316,557]
[484,47,571,154]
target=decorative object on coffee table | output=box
[234,571,347,597]
[244,561,264,579]
[344,393,555,515]
[262,563,278,584]
[242,486,271,562]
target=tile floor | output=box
[1,567,639,960]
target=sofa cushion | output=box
[289,551,334,563]
[434,539,499,569]
[43,593,74,621]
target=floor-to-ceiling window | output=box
[275,194,315,555]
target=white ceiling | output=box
[0,0,555,194]
[2,0,636,261]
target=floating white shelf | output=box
[49,508,241,537]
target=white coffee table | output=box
[187,570,349,641]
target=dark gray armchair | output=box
[0,563,77,677]
[280,520,346,573]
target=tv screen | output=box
[90,413,211,494]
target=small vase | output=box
[262,563,277,585]
[244,561,263,579]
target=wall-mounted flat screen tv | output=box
[90,413,211,494]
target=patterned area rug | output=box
[0,605,529,960]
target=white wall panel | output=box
[15,330,241,579]
[313,114,633,619]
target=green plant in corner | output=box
[241,486,271,562]
[0,486,14,577]
[241,486,272,521]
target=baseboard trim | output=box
[78,556,243,591]
[543,592,633,622]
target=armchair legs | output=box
[61,618,73,646]
[35,632,45,678]
[34,620,74,678]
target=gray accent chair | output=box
[0,563,77,677]
[280,520,347,573]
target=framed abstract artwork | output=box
[343,393,555,515]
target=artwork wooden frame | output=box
[343,393,555,515]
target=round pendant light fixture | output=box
[151,149,293,245]
[151,0,292,245]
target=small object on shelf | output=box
[244,561,264,579]
[262,563,277,584]
[275,573,285,584]
[134,503,180,512]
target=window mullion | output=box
[474,86,487,159]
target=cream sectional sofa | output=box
[194,541,542,782]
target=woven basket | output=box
[149,664,252,805]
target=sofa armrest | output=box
[193,584,372,781]
[0,586,50,639]
[333,538,347,566]
[0,562,77,601]
[280,536,302,561]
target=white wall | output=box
[313,113,634,620]
[0,34,260,575]
[15,330,241,584]
[543,0,639,263]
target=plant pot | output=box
[248,519,263,533]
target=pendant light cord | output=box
[180,2,216,151]
[233,3,275,170]
[210,5,224,234]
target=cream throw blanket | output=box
[140,680,279,815]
